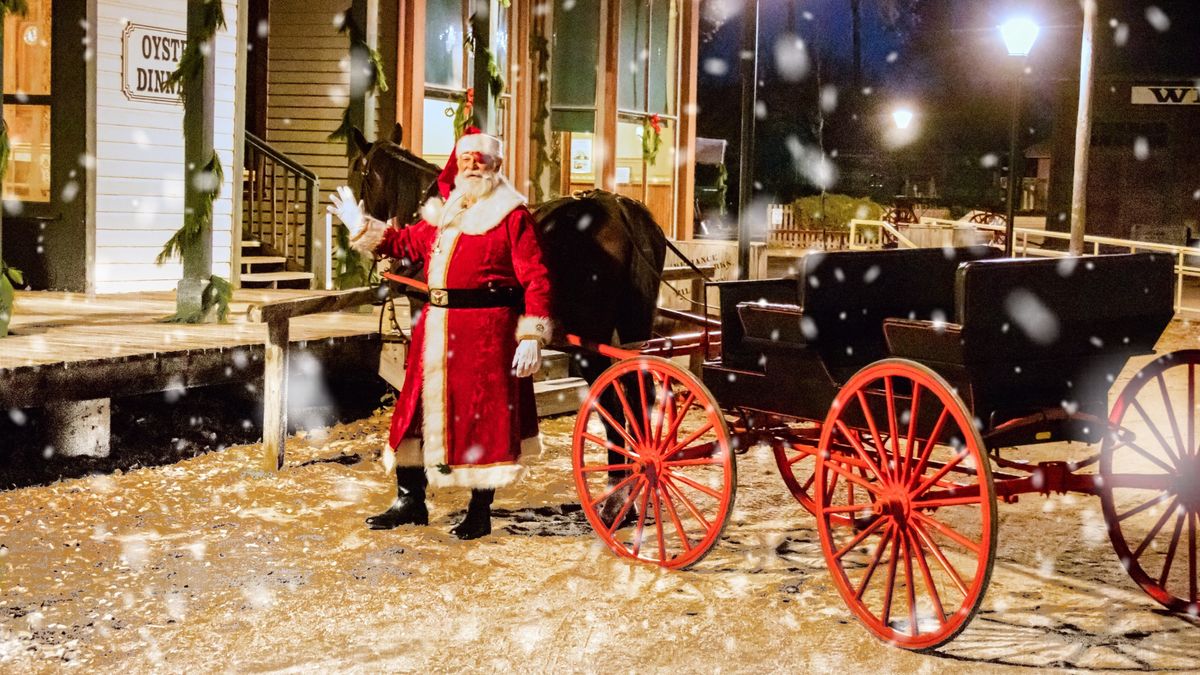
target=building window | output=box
[618,0,679,230]
[3,0,52,203]
[422,0,512,167]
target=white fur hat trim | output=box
[456,133,503,159]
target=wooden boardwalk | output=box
[0,290,395,408]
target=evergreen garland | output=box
[158,0,230,323]
[528,33,552,203]
[328,9,390,149]
[0,0,29,337]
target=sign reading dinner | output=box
[121,23,188,104]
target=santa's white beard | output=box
[453,172,499,203]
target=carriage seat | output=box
[884,253,1175,425]
[715,246,1001,377]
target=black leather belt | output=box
[427,285,523,308]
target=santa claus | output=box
[329,130,552,540]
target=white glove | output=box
[512,339,542,378]
[327,185,365,237]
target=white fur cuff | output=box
[350,218,387,256]
[516,315,552,346]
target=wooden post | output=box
[178,0,218,318]
[471,0,492,131]
[1068,0,1096,256]
[262,318,290,471]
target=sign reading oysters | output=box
[121,23,188,104]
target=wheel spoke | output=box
[1190,511,1198,602]
[903,530,918,636]
[664,421,716,459]
[659,483,693,553]
[659,390,696,452]
[1131,398,1183,466]
[885,376,902,482]
[787,443,819,465]
[666,469,723,500]
[652,486,667,564]
[835,420,888,483]
[590,404,640,454]
[637,369,654,447]
[612,377,647,447]
[907,527,947,625]
[1157,374,1187,461]
[662,475,712,531]
[824,503,877,514]
[1118,491,1174,522]
[855,522,895,601]
[1133,497,1180,559]
[1159,512,1186,587]
[912,520,970,597]
[1189,364,1195,458]
[606,477,645,537]
[904,383,922,484]
[589,472,641,510]
[912,495,984,509]
[664,457,723,468]
[913,510,981,555]
[881,531,901,630]
[907,408,950,490]
[834,516,887,559]
[913,449,970,498]
[630,481,652,557]
[1114,437,1178,475]
[651,372,671,449]
[825,458,886,496]
[856,390,894,482]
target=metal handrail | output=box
[245,132,318,181]
[243,133,322,286]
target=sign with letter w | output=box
[1131,86,1200,105]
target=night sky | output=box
[696,0,1200,213]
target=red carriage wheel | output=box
[1102,350,1200,615]
[815,359,997,650]
[771,424,822,513]
[572,356,736,569]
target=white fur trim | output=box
[516,315,553,346]
[419,223,461,474]
[351,218,388,256]
[381,443,395,473]
[426,463,525,489]
[421,177,526,235]
[456,133,503,158]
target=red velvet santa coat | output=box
[374,180,552,489]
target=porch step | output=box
[534,376,589,417]
[240,271,315,290]
[534,349,570,382]
[241,255,287,267]
[241,240,261,250]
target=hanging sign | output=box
[121,23,187,104]
[1131,86,1200,105]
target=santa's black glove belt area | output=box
[427,285,524,309]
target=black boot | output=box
[366,467,429,529]
[450,489,493,540]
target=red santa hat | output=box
[434,127,505,199]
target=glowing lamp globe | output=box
[892,108,914,130]
[999,17,1040,57]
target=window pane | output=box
[615,118,645,191]
[422,96,458,165]
[493,0,510,85]
[618,0,645,111]
[4,0,51,96]
[425,0,464,88]
[3,104,51,202]
[648,0,677,115]
[550,0,599,108]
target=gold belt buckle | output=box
[429,288,449,307]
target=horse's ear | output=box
[351,127,371,157]
[390,123,404,145]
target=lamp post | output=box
[999,17,1039,256]
[736,0,760,280]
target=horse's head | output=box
[348,123,441,226]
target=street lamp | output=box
[892,108,914,130]
[999,17,1039,256]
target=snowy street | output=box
[5,324,1200,671]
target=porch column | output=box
[178,0,218,317]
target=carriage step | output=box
[535,349,570,382]
[534,376,588,417]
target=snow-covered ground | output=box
[5,324,1200,671]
